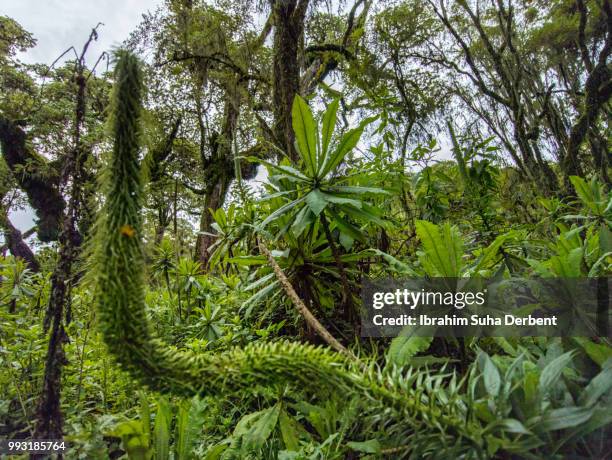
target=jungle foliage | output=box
[0,0,611,458]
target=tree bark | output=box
[34,27,98,444]
[271,0,309,162]
[0,117,65,242]
[0,212,40,272]
[195,98,239,267]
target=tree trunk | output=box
[195,98,239,267]
[271,0,308,162]
[34,30,96,443]
[0,213,40,272]
[195,174,232,266]
[0,117,64,242]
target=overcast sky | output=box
[3,0,162,232]
[3,0,162,66]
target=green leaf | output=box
[322,193,362,208]
[387,335,433,368]
[256,159,310,182]
[480,353,501,397]
[337,203,386,227]
[325,185,389,195]
[242,280,279,313]
[327,208,366,243]
[415,220,463,277]
[139,392,151,442]
[176,398,206,460]
[292,95,317,176]
[305,189,328,216]
[599,224,612,254]
[573,337,612,366]
[292,205,315,237]
[227,255,267,266]
[259,196,307,229]
[243,404,281,452]
[320,120,370,177]
[154,397,171,460]
[368,249,417,275]
[320,99,339,164]
[279,409,300,451]
[539,351,574,398]
[347,439,381,454]
[501,419,531,435]
[579,362,612,406]
[203,443,228,460]
[244,273,275,291]
[534,406,594,432]
[472,232,514,273]
[339,231,353,251]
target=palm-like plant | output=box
[0,257,36,313]
[151,238,175,295]
[253,96,388,317]
[172,258,203,321]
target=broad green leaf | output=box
[242,280,279,312]
[176,398,206,460]
[325,185,389,195]
[112,421,151,460]
[539,350,574,398]
[549,248,583,277]
[533,406,594,432]
[337,203,386,227]
[320,99,339,164]
[154,397,171,460]
[347,439,381,454]
[415,220,463,277]
[305,189,328,216]
[292,205,315,237]
[243,272,275,291]
[480,352,501,397]
[243,404,281,452]
[473,232,514,272]
[579,362,612,406]
[292,95,317,176]
[599,224,612,254]
[227,255,266,266]
[339,231,353,251]
[279,409,300,451]
[320,121,369,177]
[203,443,228,460]
[259,196,307,229]
[573,337,612,366]
[570,176,596,214]
[259,190,297,201]
[321,193,362,208]
[368,249,418,275]
[139,392,151,441]
[501,419,531,435]
[255,158,310,182]
[327,208,366,243]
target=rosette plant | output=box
[251,95,389,317]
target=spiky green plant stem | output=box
[93,50,482,456]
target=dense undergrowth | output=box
[1,48,610,459]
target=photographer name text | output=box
[372,313,557,327]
